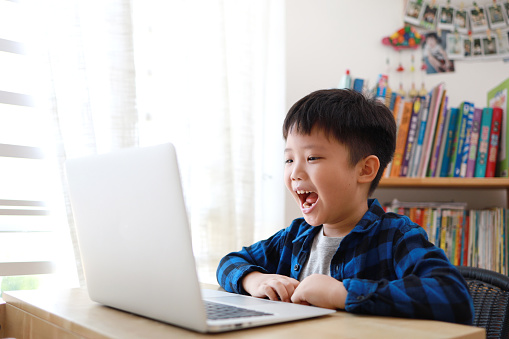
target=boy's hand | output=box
[242,271,300,302]
[291,274,347,309]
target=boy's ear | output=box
[357,155,380,183]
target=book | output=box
[449,102,472,177]
[384,96,404,178]
[418,83,445,177]
[353,78,364,93]
[390,100,413,177]
[408,94,430,177]
[427,93,448,177]
[474,108,493,177]
[487,77,509,177]
[459,104,475,177]
[400,97,422,177]
[465,107,483,177]
[486,107,503,177]
[438,107,459,177]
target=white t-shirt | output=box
[298,227,344,281]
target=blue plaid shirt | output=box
[216,199,474,325]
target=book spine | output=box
[450,102,471,177]
[487,78,509,177]
[465,108,483,177]
[418,85,444,177]
[384,96,404,178]
[439,108,459,177]
[400,97,422,177]
[474,107,493,177]
[390,101,413,177]
[428,95,448,177]
[486,107,503,177]
[459,104,475,177]
[409,94,431,177]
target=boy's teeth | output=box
[297,190,312,194]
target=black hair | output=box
[282,89,396,196]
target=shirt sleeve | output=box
[216,228,287,295]
[342,226,474,325]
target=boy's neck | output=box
[321,203,369,238]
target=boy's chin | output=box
[302,215,322,227]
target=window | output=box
[0,0,78,296]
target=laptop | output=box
[65,143,335,333]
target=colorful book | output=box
[409,94,430,177]
[390,101,413,177]
[428,93,448,177]
[400,97,422,177]
[465,107,483,177]
[418,83,445,177]
[384,97,404,178]
[353,78,364,93]
[486,107,503,177]
[449,102,472,177]
[459,104,475,177]
[438,107,459,177]
[474,107,493,177]
[487,77,509,177]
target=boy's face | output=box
[284,126,368,234]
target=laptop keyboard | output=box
[204,300,273,320]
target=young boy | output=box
[216,89,474,325]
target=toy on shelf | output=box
[382,24,423,51]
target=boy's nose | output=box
[290,165,304,181]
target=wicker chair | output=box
[456,266,509,339]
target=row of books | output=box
[385,200,508,275]
[384,82,505,178]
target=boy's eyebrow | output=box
[284,145,325,153]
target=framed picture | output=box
[487,3,507,29]
[472,37,483,56]
[438,5,455,31]
[454,9,469,34]
[446,33,463,59]
[404,0,424,26]
[483,36,498,56]
[469,6,488,33]
[421,3,438,30]
[463,37,472,57]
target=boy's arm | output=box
[342,228,474,325]
[216,228,288,294]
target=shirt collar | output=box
[350,198,385,233]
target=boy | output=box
[216,89,473,324]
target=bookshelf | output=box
[379,177,509,208]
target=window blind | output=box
[0,0,55,277]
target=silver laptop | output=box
[65,143,334,333]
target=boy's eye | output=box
[308,156,320,161]
[285,159,293,164]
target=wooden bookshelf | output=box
[379,177,509,189]
[379,177,509,209]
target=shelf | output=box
[378,177,509,189]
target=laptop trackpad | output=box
[202,289,277,306]
[205,296,276,307]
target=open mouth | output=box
[296,190,319,209]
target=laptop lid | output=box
[65,143,334,333]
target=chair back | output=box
[456,266,509,339]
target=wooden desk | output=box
[1,287,485,339]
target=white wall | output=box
[284,0,509,225]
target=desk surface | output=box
[3,286,485,339]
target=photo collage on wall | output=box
[405,0,509,72]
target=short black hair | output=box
[282,89,396,195]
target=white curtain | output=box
[29,0,285,284]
